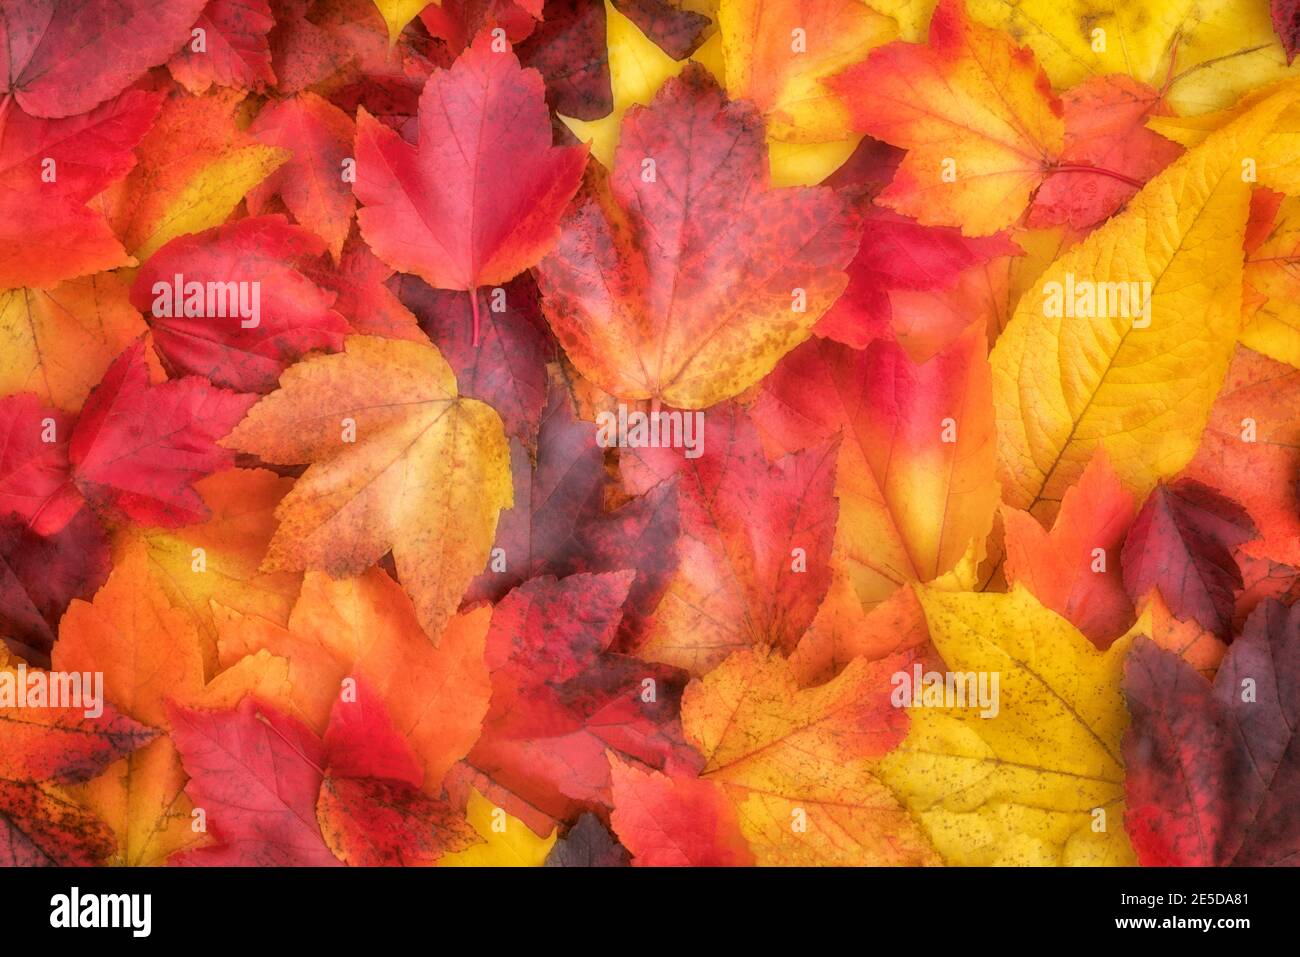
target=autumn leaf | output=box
[539,64,855,408]
[373,0,435,42]
[438,789,557,866]
[1241,192,1300,368]
[1026,75,1182,230]
[224,335,512,642]
[1002,447,1136,647]
[122,467,302,674]
[881,586,1136,865]
[1121,480,1257,639]
[0,0,206,118]
[247,92,358,260]
[753,324,998,614]
[517,0,613,120]
[0,508,108,663]
[991,82,1300,520]
[464,383,679,647]
[1123,600,1299,865]
[169,0,278,94]
[212,567,491,792]
[830,0,1064,235]
[545,812,629,866]
[966,0,1300,115]
[559,0,686,168]
[718,0,897,181]
[608,753,754,865]
[316,677,477,865]
[0,90,160,289]
[1180,346,1300,568]
[1,650,156,865]
[169,697,340,866]
[0,275,147,412]
[814,212,1019,350]
[683,647,936,865]
[353,36,587,343]
[467,572,696,822]
[107,89,290,262]
[400,274,554,447]
[130,215,350,393]
[620,403,838,674]
[69,340,255,527]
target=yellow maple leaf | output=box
[223,336,512,643]
[438,790,556,866]
[991,83,1300,519]
[682,648,939,865]
[880,585,1136,865]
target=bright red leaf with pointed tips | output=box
[353,36,587,343]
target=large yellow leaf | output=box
[682,648,939,865]
[990,84,1299,519]
[966,0,1300,115]
[224,336,512,642]
[880,585,1136,865]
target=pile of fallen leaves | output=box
[1,0,1299,867]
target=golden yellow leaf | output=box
[224,336,512,642]
[991,84,1299,519]
[880,585,1136,865]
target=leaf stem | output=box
[1047,164,1145,189]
